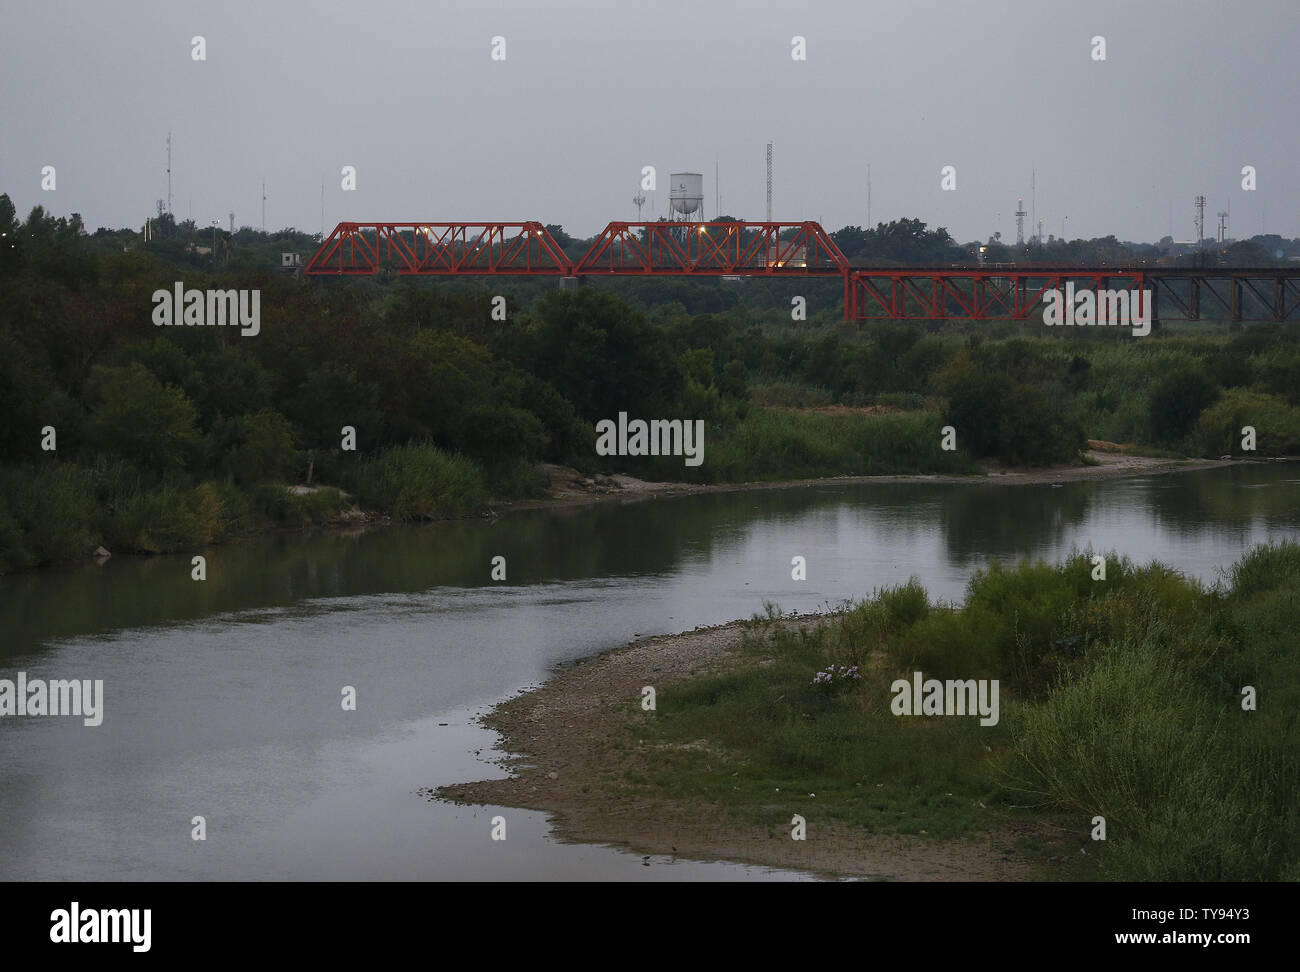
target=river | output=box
[1,463,1297,880]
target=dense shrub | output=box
[1147,365,1218,448]
[1194,388,1300,456]
[349,443,487,520]
[945,369,1085,466]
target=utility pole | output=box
[166,133,173,215]
[765,142,773,222]
[867,162,871,229]
[1031,169,1037,243]
[261,182,266,233]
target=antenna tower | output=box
[765,142,773,222]
[867,162,872,228]
[1031,169,1037,243]
[166,133,173,215]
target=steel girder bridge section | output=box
[851,269,1144,322]
[849,267,1300,323]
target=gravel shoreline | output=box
[434,618,1045,881]
[432,452,1262,879]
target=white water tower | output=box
[669,172,704,221]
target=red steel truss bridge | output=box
[303,221,1300,324]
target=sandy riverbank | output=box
[434,618,1052,881]
[433,452,1271,879]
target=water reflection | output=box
[1,464,1297,880]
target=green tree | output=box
[946,369,1013,458]
[86,363,200,473]
[516,289,683,421]
[225,409,299,485]
[1148,366,1218,448]
[0,194,19,274]
[946,368,1083,466]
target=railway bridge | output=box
[303,220,1300,324]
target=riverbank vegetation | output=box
[619,541,1299,881]
[4,194,1299,571]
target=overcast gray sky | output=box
[2,0,1296,243]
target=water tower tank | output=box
[669,172,704,217]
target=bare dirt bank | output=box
[433,451,1270,878]
[434,619,1048,881]
[492,451,1237,514]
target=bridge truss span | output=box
[304,221,573,276]
[571,221,847,276]
[302,221,1300,323]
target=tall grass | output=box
[621,407,980,483]
[0,459,353,572]
[0,463,96,569]
[348,443,487,520]
[626,542,1300,879]
[1009,630,1283,880]
[0,444,493,572]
